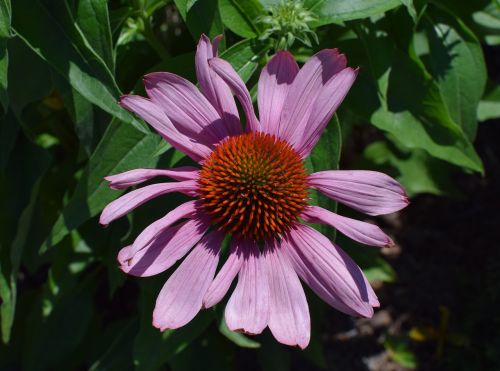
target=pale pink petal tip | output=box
[265,240,310,349]
[302,206,395,248]
[308,170,409,216]
[224,240,270,335]
[99,180,198,226]
[152,231,224,331]
[286,225,378,318]
[104,167,200,190]
[203,240,245,308]
[117,217,210,277]
[208,57,261,133]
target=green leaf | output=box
[478,81,500,121]
[385,50,482,172]
[305,0,402,26]
[0,0,11,112]
[347,45,483,173]
[53,73,98,156]
[472,2,500,46]
[384,335,417,369]
[0,266,12,344]
[363,141,459,197]
[12,0,145,133]
[218,317,261,348]
[305,114,341,240]
[220,38,270,83]
[425,6,487,141]
[73,0,115,72]
[218,0,264,38]
[174,0,224,39]
[40,120,161,253]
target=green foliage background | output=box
[0,0,499,369]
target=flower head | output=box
[101,35,408,349]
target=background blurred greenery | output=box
[1,0,499,370]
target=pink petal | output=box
[120,95,211,162]
[308,170,409,216]
[105,166,200,190]
[258,51,299,136]
[144,72,230,144]
[209,57,261,133]
[335,246,380,308]
[99,180,198,226]
[195,35,242,136]
[225,240,269,335]
[203,239,245,308]
[278,49,346,147]
[301,206,394,248]
[127,200,200,260]
[264,240,310,349]
[152,231,224,330]
[295,68,358,157]
[117,217,210,277]
[285,224,375,318]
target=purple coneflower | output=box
[100,35,408,349]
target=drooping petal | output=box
[119,95,211,162]
[144,72,230,144]
[152,231,224,330]
[225,240,269,335]
[278,49,346,146]
[295,68,358,157]
[105,166,200,190]
[335,246,380,308]
[99,180,198,226]
[195,34,242,136]
[264,240,310,349]
[118,217,210,277]
[203,239,245,308]
[209,57,261,133]
[308,170,409,216]
[126,200,200,260]
[258,51,299,136]
[301,206,394,248]
[285,224,375,318]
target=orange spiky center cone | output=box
[199,132,308,241]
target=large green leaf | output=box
[73,0,115,72]
[40,120,160,252]
[11,0,145,132]
[306,0,402,26]
[425,6,487,141]
[54,73,98,156]
[219,0,264,38]
[363,141,459,197]
[174,0,224,40]
[348,26,483,173]
[0,0,11,112]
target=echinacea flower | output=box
[100,35,408,349]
